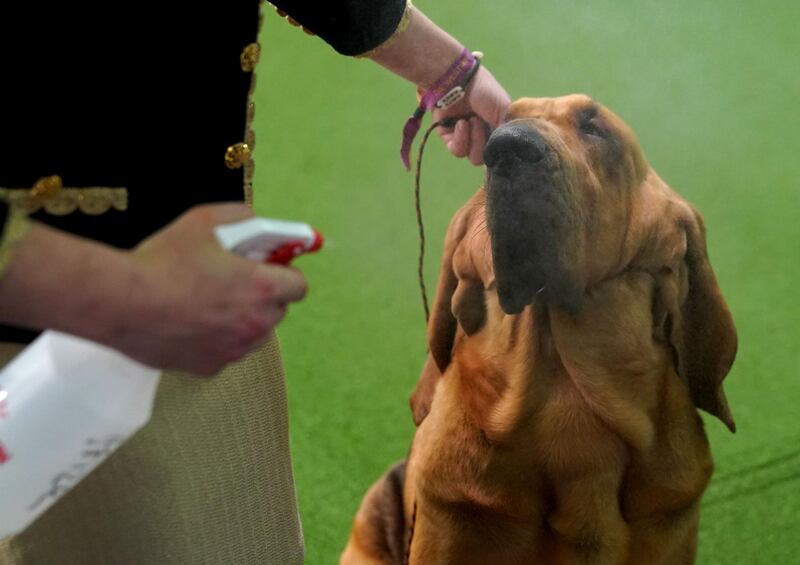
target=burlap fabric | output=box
[0,335,303,564]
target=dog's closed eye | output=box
[576,106,608,140]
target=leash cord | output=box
[406,115,475,564]
[413,116,470,326]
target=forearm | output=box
[0,221,135,345]
[368,5,463,89]
[0,203,309,375]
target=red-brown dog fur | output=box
[342,95,736,565]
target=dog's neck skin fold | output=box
[449,183,677,450]
[454,285,669,454]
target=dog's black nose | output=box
[484,123,547,175]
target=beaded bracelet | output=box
[400,48,482,169]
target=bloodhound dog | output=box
[341,95,737,565]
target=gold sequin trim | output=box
[273,6,316,36]
[225,142,252,170]
[355,0,413,59]
[241,5,265,206]
[0,207,32,277]
[240,42,261,72]
[243,104,256,204]
[30,175,63,202]
[0,186,128,216]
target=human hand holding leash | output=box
[432,64,510,165]
[367,5,510,167]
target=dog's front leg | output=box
[341,461,408,565]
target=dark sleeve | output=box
[270,0,407,56]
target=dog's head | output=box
[426,95,737,430]
[483,94,648,315]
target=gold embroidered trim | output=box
[0,187,128,216]
[31,175,63,202]
[241,4,265,206]
[0,208,32,277]
[272,6,317,36]
[225,142,252,170]
[355,0,413,59]
[240,42,261,72]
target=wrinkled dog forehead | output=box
[502,95,649,182]
[504,94,627,132]
[506,94,598,121]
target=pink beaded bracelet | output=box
[400,48,482,169]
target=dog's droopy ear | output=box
[411,210,465,427]
[658,206,737,432]
[428,206,470,373]
[410,355,441,426]
[412,200,488,426]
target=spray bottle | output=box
[0,217,323,538]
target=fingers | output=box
[445,119,470,158]
[470,67,512,129]
[440,117,488,165]
[468,117,486,165]
[255,265,309,305]
[124,204,313,377]
[430,65,511,166]
[264,303,288,329]
[194,269,302,376]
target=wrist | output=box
[53,244,144,353]
[93,250,148,352]
[0,222,140,348]
[399,49,481,169]
[369,6,464,89]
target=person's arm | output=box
[0,204,307,376]
[271,1,511,165]
[0,215,141,344]
[366,6,463,88]
[367,5,510,165]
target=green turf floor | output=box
[254,1,799,562]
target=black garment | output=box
[0,0,407,238]
[271,0,406,56]
[0,0,406,343]
[0,2,262,342]
[0,3,261,249]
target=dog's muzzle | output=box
[483,122,580,315]
[484,123,548,178]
